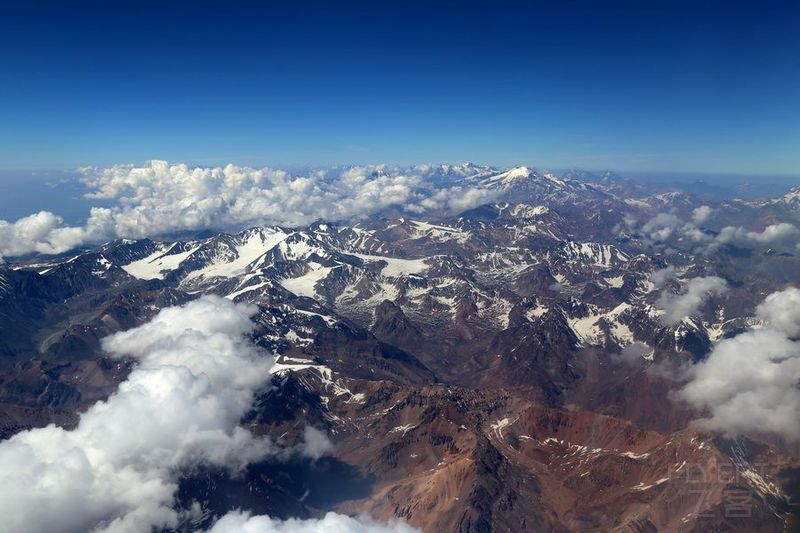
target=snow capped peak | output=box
[778,186,800,207]
[492,166,546,183]
[479,166,577,194]
[481,167,537,188]
[503,166,535,179]
[276,232,329,261]
[510,204,550,218]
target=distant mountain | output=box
[770,186,800,209]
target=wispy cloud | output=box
[655,275,728,325]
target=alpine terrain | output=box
[1,165,799,532]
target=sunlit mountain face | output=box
[1,164,799,532]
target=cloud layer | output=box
[679,288,800,440]
[714,222,800,248]
[640,208,800,253]
[0,161,497,257]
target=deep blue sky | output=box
[1,0,798,174]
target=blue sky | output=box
[1,0,798,174]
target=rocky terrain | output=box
[2,166,799,532]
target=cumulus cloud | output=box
[0,296,277,532]
[207,510,419,533]
[656,276,728,325]
[416,186,498,213]
[691,205,713,225]
[756,287,800,336]
[0,209,115,257]
[679,288,800,440]
[641,210,715,246]
[78,161,495,232]
[641,212,683,241]
[715,222,800,247]
[639,209,800,254]
[0,161,499,257]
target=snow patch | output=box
[122,244,199,280]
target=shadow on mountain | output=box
[173,456,375,529]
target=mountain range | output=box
[1,166,799,532]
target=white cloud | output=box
[715,222,800,247]
[417,186,499,212]
[755,287,800,337]
[0,161,495,257]
[0,209,114,257]
[300,426,334,460]
[0,211,64,256]
[640,210,800,253]
[650,266,677,289]
[681,225,714,244]
[641,211,713,244]
[0,296,276,533]
[641,212,682,241]
[612,341,652,364]
[207,510,419,533]
[656,276,728,325]
[79,161,493,233]
[679,288,800,440]
[691,205,713,225]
